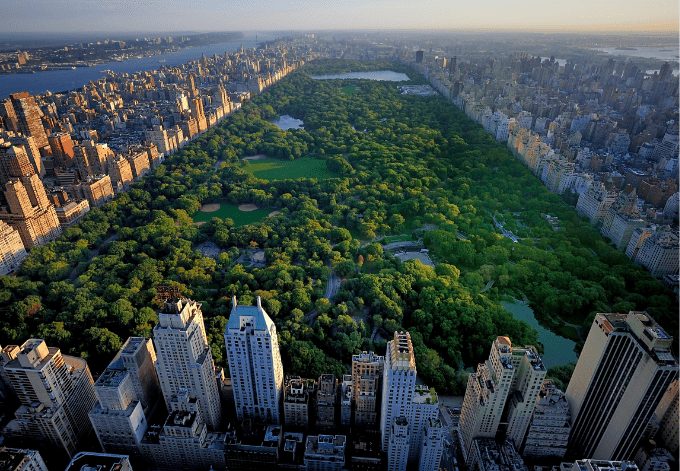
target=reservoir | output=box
[310,70,410,81]
[273,115,304,130]
[501,299,577,368]
[0,32,276,99]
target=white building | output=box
[417,418,445,471]
[576,182,616,225]
[522,381,571,459]
[632,230,679,277]
[387,416,410,471]
[0,339,96,459]
[89,337,160,458]
[560,460,639,471]
[153,298,222,430]
[224,296,284,424]
[566,311,678,460]
[380,332,417,451]
[458,336,546,459]
[0,220,27,275]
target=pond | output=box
[501,299,577,368]
[310,70,410,81]
[273,115,304,130]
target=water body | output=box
[0,32,277,98]
[540,57,567,67]
[501,299,577,368]
[310,70,410,81]
[273,115,304,130]
[593,46,679,63]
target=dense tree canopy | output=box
[0,60,675,393]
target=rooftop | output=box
[226,296,275,333]
[65,452,130,471]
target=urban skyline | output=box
[0,1,678,470]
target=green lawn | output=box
[243,157,336,181]
[193,200,270,227]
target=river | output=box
[0,32,278,99]
[501,299,577,368]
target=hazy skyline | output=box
[5,0,679,34]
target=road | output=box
[305,268,341,323]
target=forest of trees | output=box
[0,60,675,394]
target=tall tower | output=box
[566,311,678,460]
[224,296,284,424]
[380,332,417,451]
[459,336,515,456]
[153,298,222,430]
[0,339,97,459]
[352,351,384,426]
[10,92,48,149]
[458,336,546,459]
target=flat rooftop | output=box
[65,452,130,471]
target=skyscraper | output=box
[0,220,27,275]
[380,332,417,451]
[0,175,61,248]
[522,381,571,459]
[224,296,284,424]
[352,351,384,426]
[48,132,75,168]
[566,311,678,460]
[380,331,440,466]
[153,297,222,430]
[88,338,160,458]
[458,336,546,458]
[0,339,97,459]
[9,93,48,150]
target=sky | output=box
[4,0,679,34]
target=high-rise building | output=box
[107,156,133,193]
[79,174,114,207]
[48,132,75,168]
[415,51,424,63]
[88,338,160,458]
[653,380,678,454]
[0,221,27,275]
[154,297,222,430]
[303,434,346,471]
[316,374,337,429]
[522,381,571,459]
[417,418,445,471]
[0,175,61,248]
[458,336,546,459]
[380,332,417,451]
[566,311,678,460]
[379,331,440,466]
[225,296,284,424]
[125,150,150,179]
[0,339,97,459]
[283,376,313,428]
[9,93,48,149]
[352,351,384,427]
[0,143,35,185]
[0,447,49,471]
[631,230,679,277]
[387,416,410,471]
[64,452,133,471]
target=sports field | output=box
[193,200,270,226]
[243,157,335,181]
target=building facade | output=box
[224,296,284,424]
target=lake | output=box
[273,115,304,130]
[501,299,577,368]
[310,70,410,81]
[0,32,276,99]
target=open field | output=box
[243,157,336,181]
[192,200,269,226]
